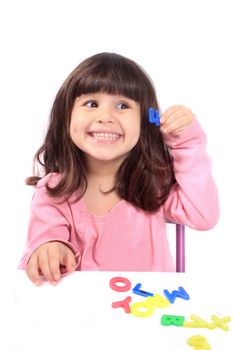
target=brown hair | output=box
[26,52,176,212]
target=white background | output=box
[0,0,232,348]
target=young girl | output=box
[19,52,219,285]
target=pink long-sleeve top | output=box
[19,119,219,272]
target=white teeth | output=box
[91,132,120,140]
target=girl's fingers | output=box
[48,246,62,282]
[160,105,183,124]
[26,242,77,286]
[26,256,42,286]
[160,105,194,134]
[38,249,56,285]
[161,116,192,135]
[61,247,77,273]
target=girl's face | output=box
[70,92,140,167]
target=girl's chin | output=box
[85,153,127,164]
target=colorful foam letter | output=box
[132,283,154,297]
[109,277,131,292]
[184,314,208,328]
[187,335,211,350]
[207,315,231,331]
[130,300,155,318]
[148,107,160,126]
[161,314,185,326]
[112,296,132,313]
[163,286,190,304]
[146,294,171,308]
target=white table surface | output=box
[13,270,233,349]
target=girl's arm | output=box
[161,107,219,230]
[18,174,81,276]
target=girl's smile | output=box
[70,92,140,164]
[87,131,122,143]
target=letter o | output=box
[109,277,131,292]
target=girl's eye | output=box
[116,102,129,110]
[85,100,98,108]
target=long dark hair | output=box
[26,52,176,212]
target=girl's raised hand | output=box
[26,241,77,286]
[160,105,195,135]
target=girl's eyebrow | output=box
[75,94,137,105]
[75,95,97,105]
[76,94,95,101]
[112,95,137,105]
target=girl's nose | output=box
[97,118,113,124]
[96,108,114,124]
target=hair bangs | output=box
[74,54,142,102]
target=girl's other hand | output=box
[160,105,195,135]
[26,241,77,286]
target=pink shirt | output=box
[19,119,219,272]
